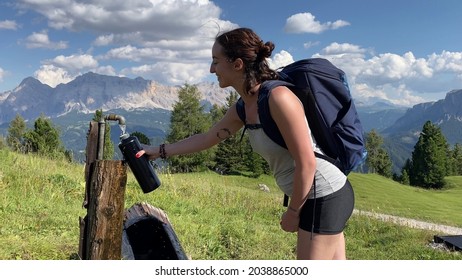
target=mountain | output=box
[0,72,230,124]
[382,89,462,172]
[1,72,462,173]
[357,101,408,132]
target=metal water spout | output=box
[97,114,127,160]
[104,114,126,125]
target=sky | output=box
[0,0,461,107]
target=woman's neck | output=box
[238,83,261,104]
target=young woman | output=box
[142,27,354,260]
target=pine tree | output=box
[131,131,151,145]
[365,129,392,177]
[365,129,383,173]
[7,113,27,152]
[451,143,462,175]
[409,121,449,189]
[375,148,393,178]
[166,84,213,172]
[213,91,247,174]
[23,114,66,159]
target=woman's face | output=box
[210,42,239,88]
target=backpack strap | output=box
[256,80,293,148]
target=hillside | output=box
[1,73,462,172]
[0,149,461,260]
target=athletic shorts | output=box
[298,180,355,234]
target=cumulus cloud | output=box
[14,0,461,107]
[34,65,73,88]
[24,30,68,49]
[313,43,462,106]
[33,54,101,86]
[0,67,5,82]
[17,0,237,87]
[122,61,211,85]
[268,50,294,69]
[284,12,350,34]
[19,0,224,40]
[48,54,99,72]
[0,20,18,30]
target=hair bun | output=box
[258,41,274,58]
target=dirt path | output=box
[353,209,462,235]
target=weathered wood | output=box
[85,160,127,260]
[84,121,99,208]
[78,121,100,259]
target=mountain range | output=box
[1,72,461,172]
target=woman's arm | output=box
[143,103,244,160]
[269,86,317,232]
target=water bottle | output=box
[118,133,161,193]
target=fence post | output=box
[79,120,127,260]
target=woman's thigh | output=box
[297,229,345,260]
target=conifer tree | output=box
[213,91,246,174]
[23,114,66,159]
[365,129,392,177]
[451,143,462,175]
[409,121,449,189]
[7,113,27,152]
[365,129,383,173]
[166,84,212,172]
[131,131,151,145]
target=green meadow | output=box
[0,149,461,260]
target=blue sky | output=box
[0,0,461,106]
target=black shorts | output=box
[298,180,355,234]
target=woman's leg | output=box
[296,229,346,260]
[332,232,346,260]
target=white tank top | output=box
[246,121,347,199]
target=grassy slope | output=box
[0,149,461,260]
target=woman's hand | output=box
[140,144,160,160]
[280,209,299,232]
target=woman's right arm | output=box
[143,103,244,160]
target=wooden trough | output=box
[122,202,188,260]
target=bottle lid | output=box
[120,133,130,140]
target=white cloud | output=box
[268,50,294,69]
[33,61,117,88]
[34,65,73,88]
[312,43,462,106]
[24,30,68,49]
[303,41,320,49]
[0,20,18,30]
[47,54,99,72]
[0,67,5,82]
[17,0,238,87]
[322,42,366,56]
[284,12,350,34]
[19,0,224,40]
[122,61,210,85]
[33,54,99,87]
[93,34,114,46]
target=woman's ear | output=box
[233,58,244,71]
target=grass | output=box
[0,148,461,260]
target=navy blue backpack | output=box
[236,58,367,176]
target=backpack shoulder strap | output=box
[257,80,294,148]
[236,97,246,123]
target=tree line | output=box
[161,84,462,189]
[2,84,461,189]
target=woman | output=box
[143,27,354,260]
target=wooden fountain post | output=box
[78,120,127,260]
